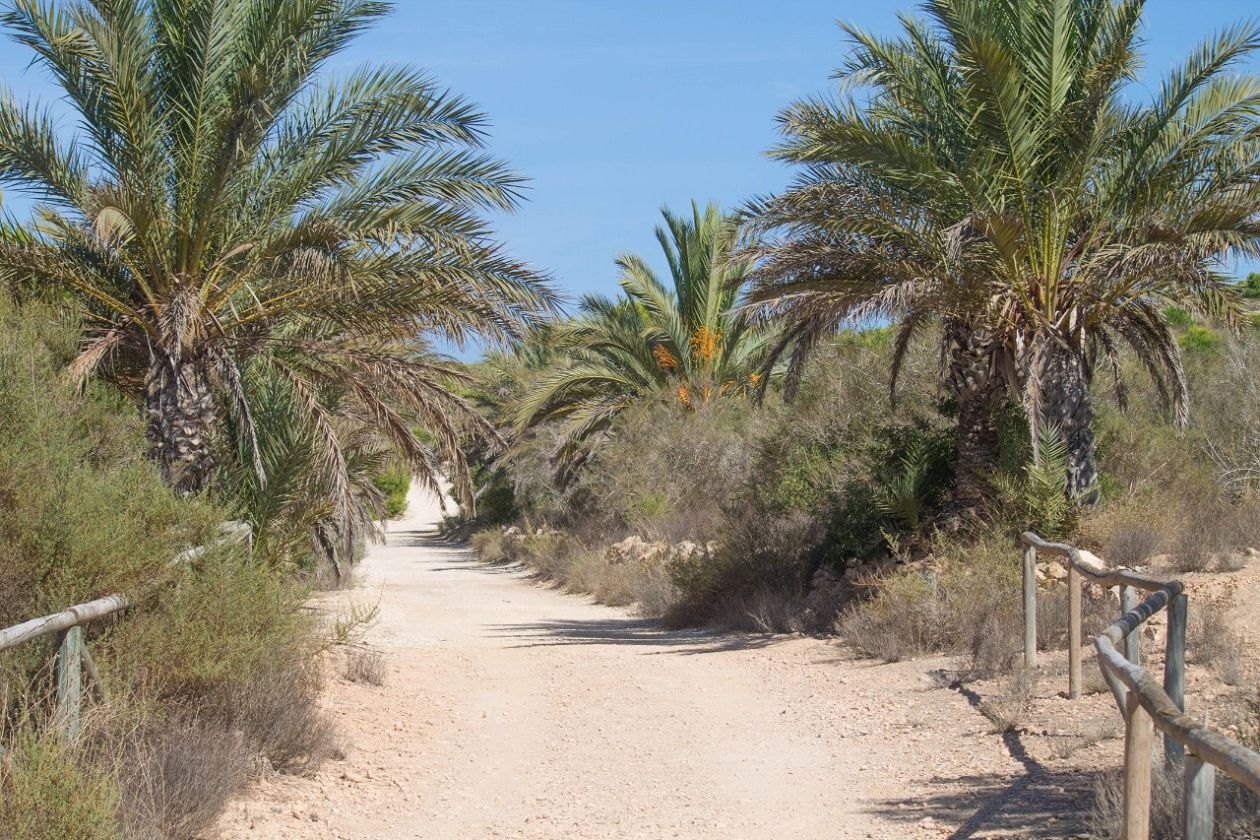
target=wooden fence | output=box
[0,594,131,740]
[1021,532,1260,840]
[0,521,252,743]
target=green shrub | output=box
[110,550,312,697]
[468,463,520,526]
[372,466,410,519]
[765,445,836,513]
[0,297,325,833]
[626,491,670,522]
[822,483,888,560]
[0,728,122,840]
[1163,305,1194,329]
[1179,324,1223,354]
[0,298,220,688]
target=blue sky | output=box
[358,0,1260,308]
[1,1,1258,328]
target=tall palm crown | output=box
[744,176,1008,508]
[749,0,1260,497]
[0,1,555,513]
[516,202,769,473]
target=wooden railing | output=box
[0,595,131,740]
[1021,532,1260,840]
[0,522,252,743]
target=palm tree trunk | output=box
[944,318,1002,511]
[1036,345,1098,502]
[145,351,217,494]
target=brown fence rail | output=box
[1021,532,1260,840]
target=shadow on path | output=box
[389,529,466,549]
[387,531,525,574]
[872,673,1096,839]
[389,528,790,657]
[869,766,1099,839]
[489,618,789,656]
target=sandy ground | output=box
[215,488,1098,840]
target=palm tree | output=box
[217,369,391,580]
[516,202,769,474]
[0,1,555,520]
[748,0,1259,500]
[744,177,1012,510]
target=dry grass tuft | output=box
[110,712,251,840]
[1188,597,1246,686]
[978,667,1038,734]
[1049,722,1121,760]
[1103,523,1163,569]
[201,658,337,777]
[835,601,917,663]
[469,529,507,564]
[328,600,380,647]
[1081,491,1259,575]
[343,647,388,686]
[693,586,816,635]
[1090,762,1260,840]
[471,527,685,619]
[1081,664,1112,697]
[1166,496,1260,573]
[836,535,1112,675]
[1,696,263,840]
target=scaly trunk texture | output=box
[1036,344,1098,502]
[145,351,217,494]
[944,317,1003,511]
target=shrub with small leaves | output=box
[373,466,411,519]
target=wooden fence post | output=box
[1183,751,1215,840]
[55,625,82,741]
[1121,586,1141,666]
[1022,543,1037,668]
[1123,690,1154,840]
[1068,565,1082,699]
[1164,592,1187,767]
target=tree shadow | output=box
[387,530,791,655]
[488,618,789,656]
[385,530,527,574]
[869,766,1099,839]
[388,528,464,549]
[877,672,1101,838]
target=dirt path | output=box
[216,489,1087,840]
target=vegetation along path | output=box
[218,490,1085,840]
